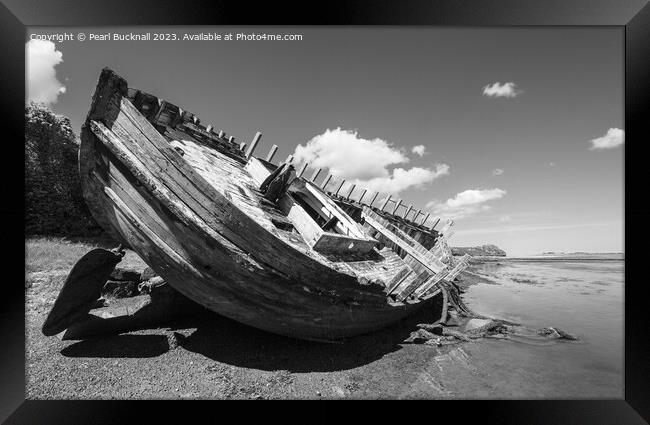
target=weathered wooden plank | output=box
[412,272,448,299]
[445,254,471,281]
[362,213,445,274]
[312,232,379,255]
[277,192,323,246]
[385,266,413,295]
[246,158,378,254]
[301,180,372,240]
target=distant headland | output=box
[451,244,506,257]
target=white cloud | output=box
[426,188,506,220]
[357,164,449,195]
[294,128,449,195]
[589,128,624,150]
[27,39,67,105]
[492,168,504,176]
[412,145,426,157]
[482,82,520,98]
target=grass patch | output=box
[26,236,149,274]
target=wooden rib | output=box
[413,209,422,223]
[335,180,345,196]
[368,192,379,207]
[310,168,322,182]
[404,204,413,220]
[430,217,441,230]
[380,195,392,211]
[245,131,262,159]
[420,212,430,226]
[392,199,403,215]
[265,144,279,162]
[321,173,333,190]
[298,162,309,178]
[345,184,356,200]
[358,189,368,204]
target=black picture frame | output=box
[3,0,648,423]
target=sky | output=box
[26,27,624,256]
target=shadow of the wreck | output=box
[59,294,442,372]
[61,334,169,358]
[173,296,443,373]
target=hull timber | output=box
[79,68,444,340]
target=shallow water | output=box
[461,259,624,397]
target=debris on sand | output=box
[403,274,578,346]
[537,327,578,341]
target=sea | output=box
[460,254,624,398]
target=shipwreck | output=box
[43,68,472,342]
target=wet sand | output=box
[25,240,622,399]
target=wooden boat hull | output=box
[78,68,440,341]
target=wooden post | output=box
[430,217,441,231]
[392,199,403,215]
[380,195,392,211]
[229,136,236,144]
[218,130,225,139]
[298,162,308,178]
[285,154,294,164]
[346,184,356,200]
[358,189,368,204]
[321,173,333,190]
[265,145,279,162]
[421,212,430,226]
[310,168,322,182]
[245,131,262,159]
[369,192,379,207]
[239,142,246,151]
[205,125,213,133]
[404,204,413,220]
[335,180,346,196]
